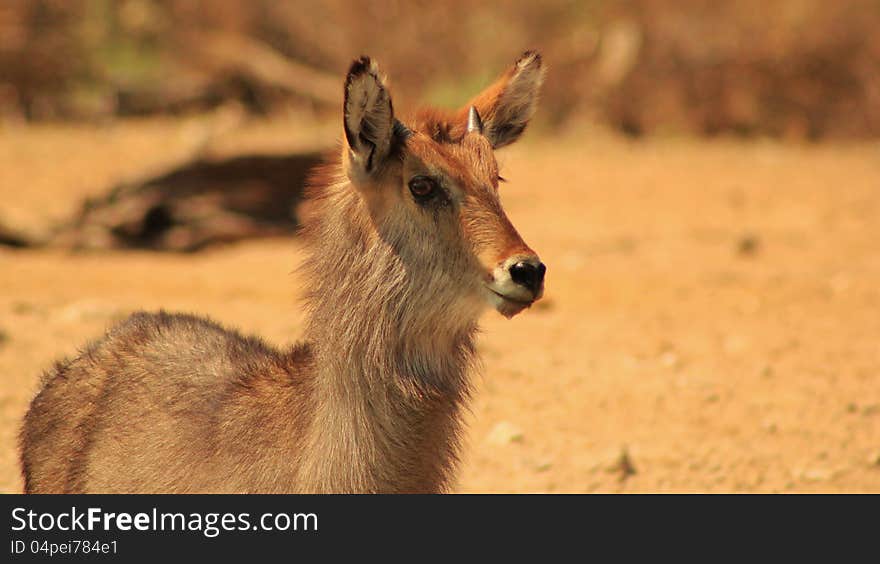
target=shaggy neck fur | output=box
[295,167,480,493]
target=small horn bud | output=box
[467,106,484,135]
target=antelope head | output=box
[341,51,546,320]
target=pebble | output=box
[659,351,680,369]
[534,460,553,473]
[736,234,760,256]
[486,421,524,445]
[606,446,637,481]
[797,467,836,483]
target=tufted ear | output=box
[343,56,395,180]
[462,51,545,149]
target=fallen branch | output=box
[183,31,341,107]
[2,151,325,252]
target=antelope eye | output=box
[408,176,438,201]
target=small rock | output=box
[11,301,39,315]
[486,421,524,445]
[798,468,835,483]
[736,234,761,257]
[867,451,880,468]
[534,460,553,473]
[659,351,680,369]
[606,446,637,481]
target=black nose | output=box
[509,260,546,296]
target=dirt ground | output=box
[1,117,879,493]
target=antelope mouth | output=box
[485,288,535,319]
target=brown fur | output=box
[19,52,545,493]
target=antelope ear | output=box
[464,51,545,149]
[343,56,395,179]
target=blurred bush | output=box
[1,0,879,139]
[604,0,880,140]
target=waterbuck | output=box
[20,52,547,493]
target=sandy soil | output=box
[1,118,879,493]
